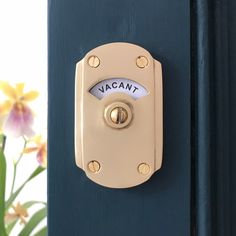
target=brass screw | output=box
[136,56,148,68]
[110,107,128,124]
[138,163,150,175]
[88,160,100,173]
[88,55,100,68]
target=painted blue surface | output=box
[194,1,236,235]
[48,0,190,235]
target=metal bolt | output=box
[88,160,100,173]
[138,163,150,175]
[88,55,100,68]
[136,56,148,68]
[110,107,128,125]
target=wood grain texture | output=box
[48,0,190,235]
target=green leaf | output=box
[27,166,46,182]
[5,166,45,210]
[19,207,47,236]
[33,226,47,236]
[0,134,6,151]
[0,145,7,236]
[22,201,46,209]
[5,201,46,235]
[6,220,17,235]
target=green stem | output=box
[10,137,27,197]
[10,164,16,197]
[5,166,45,211]
[16,136,27,165]
[0,134,7,236]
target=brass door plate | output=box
[75,42,163,188]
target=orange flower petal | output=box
[0,81,17,99]
[24,147,39,153]
[5,213,18,224]
[37,144,47,168]
[14,202,28,217]
[21,91,39,101]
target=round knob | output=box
[104,102,132,129]
[110,107,128,124]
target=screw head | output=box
[88,55,100,68]
[138,163,150,175]
[110,107,128,125]
[136,56,148,68]
[88,160,100,173]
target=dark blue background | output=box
[48,0,190,235]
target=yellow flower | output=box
[5,202,29,225]
[24,135,47,168]
[0,81,39,137]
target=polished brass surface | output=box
[88,160,100,173]
[87,55,100,68]
[104,102,133,129]
[136,56,148,68]
[75,42,163,188]
[110,107,128,124]
[138,163,150,175]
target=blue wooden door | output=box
[48,0,191,235]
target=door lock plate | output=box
[75,42,163,188]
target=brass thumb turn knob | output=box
[110,107,128,124]
[104,102,133,129]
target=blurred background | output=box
[0,0,47,235]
